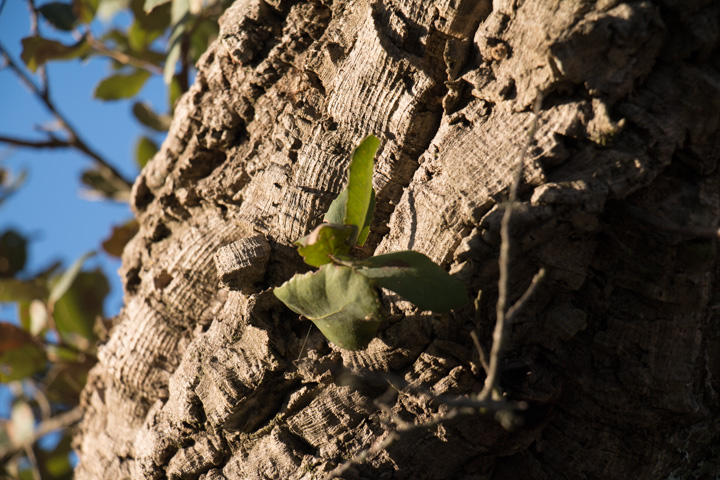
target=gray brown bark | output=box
[74,0,720,479]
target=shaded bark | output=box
[75,0,720,478]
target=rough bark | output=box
[75,0,720,479]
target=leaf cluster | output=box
[274,136,468,351]
[16,0,230,186]
[0,232,111,478]
[1,1,231,476]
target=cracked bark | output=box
[74,0,720,478]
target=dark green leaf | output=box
[127,21,161,51]
[274,264,382,350]
[37,433,74,477]
[38,2,78,31]
[189,17,219,63]
[0,323,46,382]
[80,168,131,200]
[101,219,139,258]
[144,0,171,13]
[132,102,171,131]
[0,229,28,277]
[73,0,99,23]
[135,136,159,168]
[295,224,355,267]
[53,268,109,349]
[0,279,48,302]
[44,360,93,406]
[20,36,90,72]
[357,251,469,312]
[131,0,171,30]
[345,135,379,244]
[94,69,151,100]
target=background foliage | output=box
[0,0,230,477]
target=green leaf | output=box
[274,264,382,350]
[127,21,159,51]
[169,74,183,109]
[94,70,151,100]
[164,0,191,84]
[135,135,159,168]
[37,434,74,477]
[144,0,171,13]
[131,0,171,30]
[0,229,28,277]
[357,188,375,246]
[0,279,48,302]
[295,224,356,267]
[188,16,219,63]
[132,102,171,131]
[53,268,109,349]
[73,0,100,23]
[324,188,347,224]
[0,323,46,382]
[20,36,90,72]
[48,252,94,306]
[38,2,78,31]
[344,135,379,244]
[356,251,469,312]
[80,167,131,200]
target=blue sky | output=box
[0,0,169,320]
[0,1,169,424]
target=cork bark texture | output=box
[74,0,720,478]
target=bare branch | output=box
[0,134,69,149]
[0,41,134,193]
[0,407,83,459]
[470,330,490,374]
[505,268,546,323]
[479,93,544,402]
[26,0,49,95]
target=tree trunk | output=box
[74,0,720,478]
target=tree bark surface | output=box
[75,0,720,478]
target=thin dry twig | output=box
[470,330,490,374]
[0,134,69,149]
[479,92,544,401]
[324,92,548,478]
[0,39,133,193]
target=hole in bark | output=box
[125,266,141,294]
[154,270,173,291]
[132,176,154,212]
